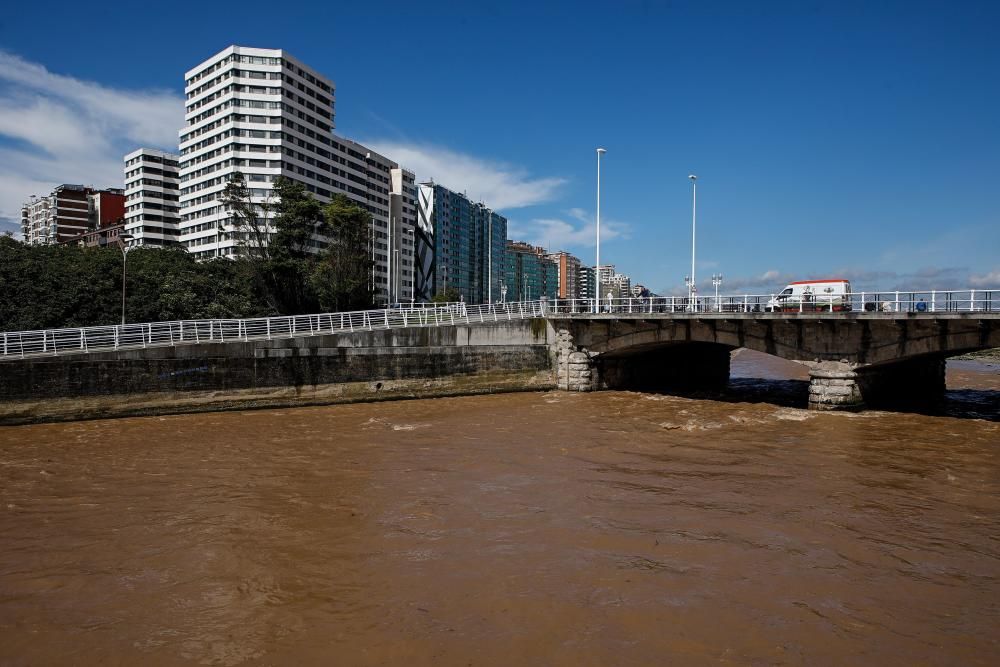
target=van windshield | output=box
[781,288,793,295]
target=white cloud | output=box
[366,140,566,210]
[970,270,1000,288]
[0,50,183,234]
[507,207,630,252]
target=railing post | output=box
[114,327,119,350]
[895,291,900,312]
[385,310,390,328]
[266,318,271,340]
[931,290,936,312]
[970,289,975,312]
[3,332,6,356]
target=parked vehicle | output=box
[768,279,853,312]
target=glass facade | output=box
[417,183,507,303]
[504,241,559,301]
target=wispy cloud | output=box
[970,269,1000,288]
[507,207,630,252]
[366,140,566,210]
[0,50,183,234]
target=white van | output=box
[768,279,852,312]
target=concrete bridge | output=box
[1,297,998,422]
[548,311,1000,409]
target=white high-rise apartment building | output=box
[178,45,416,303]
[123,148,181,247]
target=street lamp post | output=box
[712,273,723,312]
[595,147,607,313]
[118,232,135,325]
[688,174,697,306]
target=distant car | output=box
[768,279,853,312]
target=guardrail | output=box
[2,289,997,360]
[550,289,1000,315]
[0,301,545,360]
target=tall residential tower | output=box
[177,45,416,302]
[123,148,181,247]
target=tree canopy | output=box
[1,177,377,331]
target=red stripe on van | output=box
[789,279,850,285]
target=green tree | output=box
[431,286,461,304]
[222,173,325,314]
[310,195,374,312]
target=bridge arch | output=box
[551,314,999,409]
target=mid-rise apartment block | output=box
[415,182,507,303]
[504,241,559,301]
[547,251,582,299]
[177,45,416,303]
[21,184,124,245]
[579,265,597,301]
[123,148,181,247]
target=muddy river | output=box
[1,351,997,665]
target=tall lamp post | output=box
[688,174,697,307]
[595,147,607,313]
[712,273,723,312]
[118,232,135,325]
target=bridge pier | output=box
[808,356,947,411]
[807,365,865,410]
[555,325,595,391]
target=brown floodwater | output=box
[1,351,998,665]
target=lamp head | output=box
[596,147,607,154]
[688,174,697,181]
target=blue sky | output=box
[1,0,997,294]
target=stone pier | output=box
[554,324,595,391]
[808,356,947,410]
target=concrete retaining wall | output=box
[0,320,556,424]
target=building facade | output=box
[504,241,559,301]
[21,185,123,245]
[547,251,582,299]
[123,148,181,247]
[579,265,597,301]
[177,45,416,303]
[414,182,507,303]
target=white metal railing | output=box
[0,301,545,360]
[2,289,997,360]
[549,289,999,316]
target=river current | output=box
[1,351,997,665]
